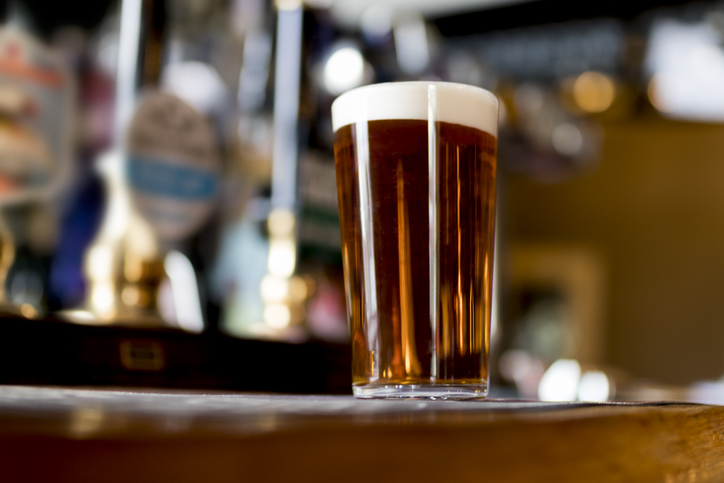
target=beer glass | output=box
[332,82,498,399]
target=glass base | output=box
[353,383,488,400]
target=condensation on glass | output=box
[332,82,499,399]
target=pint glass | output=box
[332,82,499,399]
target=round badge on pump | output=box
[0,27,73,205]
[126,91,220,242]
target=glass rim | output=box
[330,81,499,135]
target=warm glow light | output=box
[69,407,106,439]
[261,275,289,302]
[91,283,115,319]
[121,285,140,306]
[572,71,615,113]
[19,304,38,319]
[268,239,296,277]
[288,276,308,301]
[324,47,365,95]
[124,256,143,283]
[87,245,113,281]
[264,303,291,328]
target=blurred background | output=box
[2,0,724,402]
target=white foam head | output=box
[331,81,499,136]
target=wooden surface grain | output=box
[0,386,722,482]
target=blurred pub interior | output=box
[2,0,724,402]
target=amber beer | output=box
[332,82,498,399]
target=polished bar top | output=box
[0,386,723,482]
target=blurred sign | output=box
[126,92,220,242]
[0,27,73,204]
[465,19,624,81]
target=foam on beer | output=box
[331,81,499,137]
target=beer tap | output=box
[0,26,74,318]
[255,0,309,339]
[62,0,212,331]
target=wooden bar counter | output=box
[0,386,722,482]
